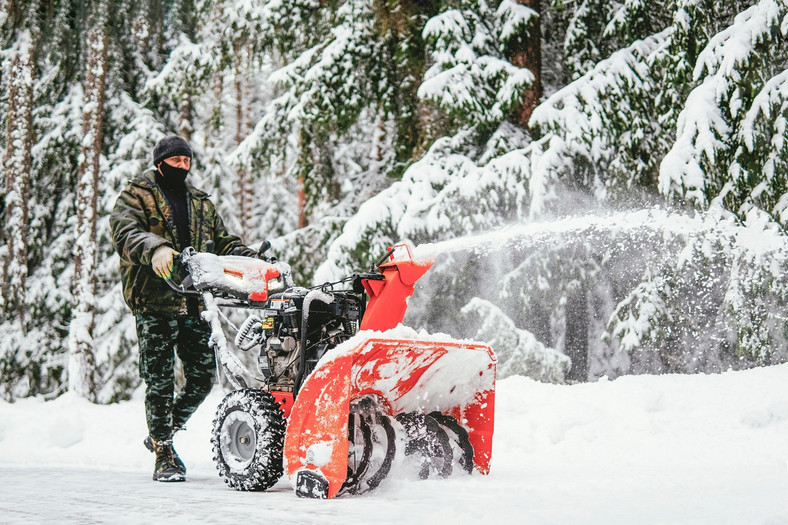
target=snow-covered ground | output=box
[2,365,788,524]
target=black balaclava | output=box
[157,161,189,189]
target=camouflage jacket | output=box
[110,170,256,314]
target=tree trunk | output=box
[68,17,108,402]
[2,29,35,328]
[179,94,193,140]
[235,49,252,238]
[506,0,542,129]
[297,131,307,229]
[564,286,589,381]
[298,175,307,229]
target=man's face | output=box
[159,155,191,172]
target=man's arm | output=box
[110,188,173,266]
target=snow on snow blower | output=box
[169,242,496,498]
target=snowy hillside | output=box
[2,365,788,523]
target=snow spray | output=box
[410,208,746,263]
[403,207,788,381]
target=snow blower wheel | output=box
[342,412,373,494]
[358,413,397,492]
[211,388,286,491]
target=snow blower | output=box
[169,242,496,498]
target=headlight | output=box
[268,276,285,291]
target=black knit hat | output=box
[152,135,192,167]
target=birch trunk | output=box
[2,30,35,327]
[68,18,108,402]
[235,50,252,238]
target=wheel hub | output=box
[221,411,257,471]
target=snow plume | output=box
[403,208,788,381]
[411,208,705,263]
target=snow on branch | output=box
[529,29,667,202]
[739,69,788,153]
[231,0,376,170]
[143,40,217,99]
[730,69,788,223]
[532,31,662,145]
[694,0,787,83]
[658,74,731,205]
[659,0,788,207]
[423,10,474,53]
[419,4,534,126]
[496,0,538,44]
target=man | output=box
[110,135,256,482]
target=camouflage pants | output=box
[135,312,215,440]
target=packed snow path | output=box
[3,366,788,523]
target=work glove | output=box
[152,245,179,280]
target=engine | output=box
[235,287,363,393]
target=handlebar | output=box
[163,248,200,295]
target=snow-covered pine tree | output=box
[0,0,204,401]
[234,0,467,282]
[316,0,788,381]
[312,0,538,283]
[660,0,788,217]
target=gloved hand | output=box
[152,246,179,280]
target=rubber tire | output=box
[211,388,286,491]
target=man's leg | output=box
[172,314,215,430]
[135,313,179,441]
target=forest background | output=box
[2,0,788,403]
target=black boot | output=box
[145,436,186,475]
[148,438,186,482]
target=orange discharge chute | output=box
[283,245,496,498]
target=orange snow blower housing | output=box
[175,243,496,499]
[285,245,496,498]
